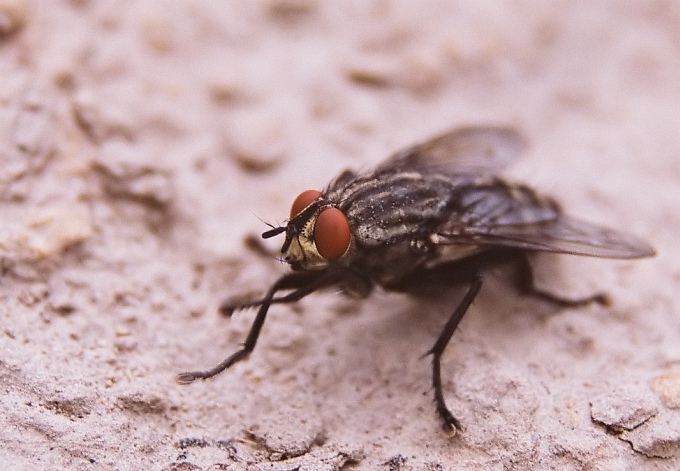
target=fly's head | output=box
[262,190,351,271]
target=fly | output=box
[177,126,655,432]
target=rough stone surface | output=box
[0,1,678,469]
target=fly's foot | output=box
[436,402,462,433]
[176,372,201,384]
[219,293,268,317]
[219,302,236,317]
[219,297,257,317]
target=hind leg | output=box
[512,253,610,307]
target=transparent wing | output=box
[435,187,655,260]
[378,126,527,175]
[440,215,655,259]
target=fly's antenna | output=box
[251,211,286,239]
[262,226,286,239]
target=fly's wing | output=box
[378,126,527,175]
[450,216,656,259]
[435,185,655,259]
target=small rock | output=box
[653,371,680,409]
[0,204,92,262]
[590,385,659,432]
[72,91,134,143]
[94,140,174,208]
[1,90,57,201]
[622,413,680,458]
[248,406,325,459]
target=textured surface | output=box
[1,1,679,469]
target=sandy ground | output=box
[1,1,680,469]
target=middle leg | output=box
[427,273,484,432]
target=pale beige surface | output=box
[1,1,679,469]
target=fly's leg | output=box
[426,274,484,432]
[514,254,610,307]
[220,267,374,316]
[219,271,323,317]
[176,270,345,384]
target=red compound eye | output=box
[314,207,351,261]
[290,190,322,218]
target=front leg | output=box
[177,267,370,384]
[219,270,325,316]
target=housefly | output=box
[177,126,655,432]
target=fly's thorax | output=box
[277,192,352,271]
